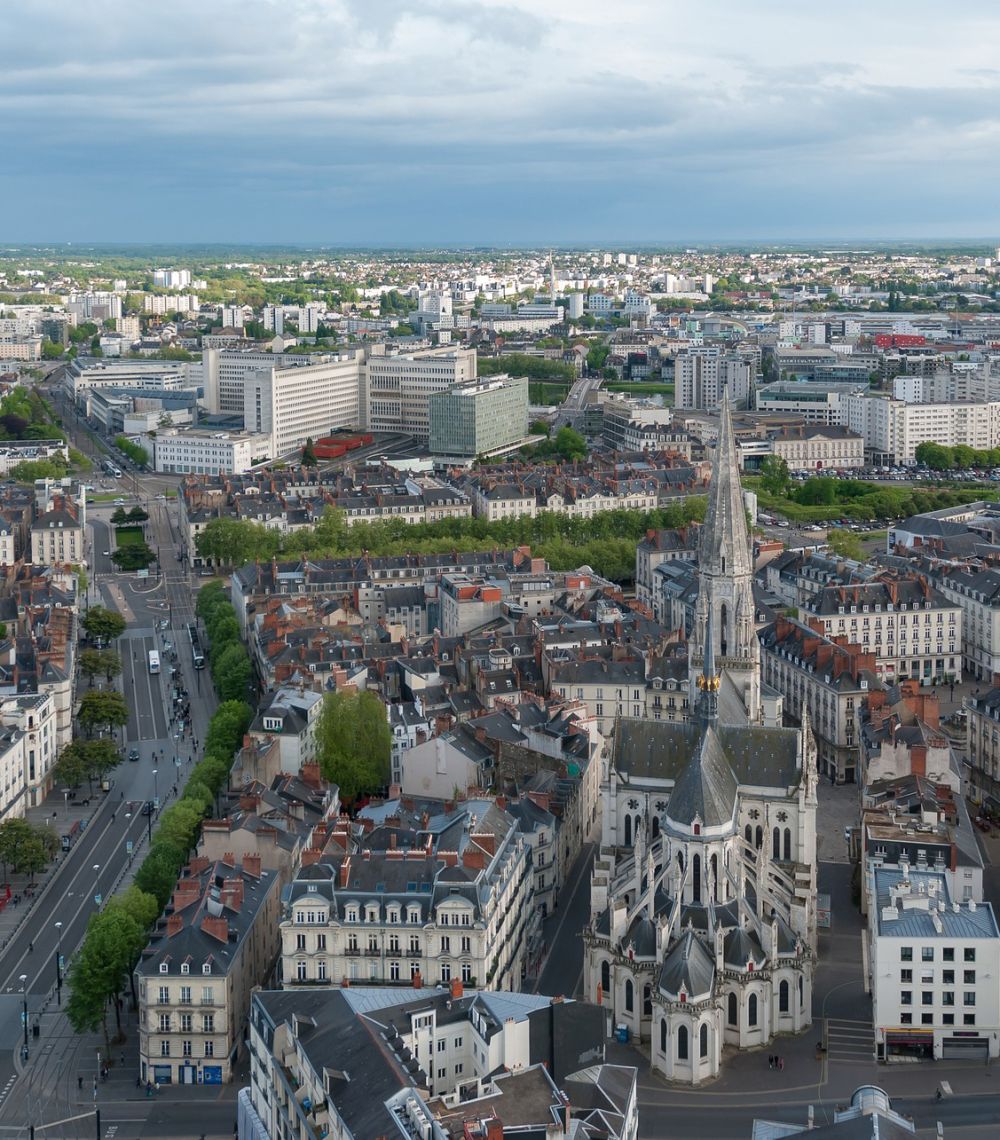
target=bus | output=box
[188,623,205,669]
[148,649,160,675]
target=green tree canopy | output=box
[111,542,155,571]
[316,689,391,802]
[914,441,955,470]
[212,642,253,701]
[759,455,791,497]
[82,606,126,643]
[827,529,865,562]
[78,689,129,735]
[195,517,281,567]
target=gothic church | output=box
[584,390,819,1084]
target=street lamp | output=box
[93,863,101,908]
[19,974,28,1061]
[54,922,64,1005]
[152,768,158,805]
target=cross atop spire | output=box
[698,386,753,580]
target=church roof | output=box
[613,717,800,792]
[657,930,715,1000]
[625,915,658,959]
[666,722,738,827]
[723,925,766,969]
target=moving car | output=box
[128,747,140,762]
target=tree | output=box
[316,689,391,803]
[134,845,185,910]
[78,689,129,736]
[553,426,587,461]
[301,438,318,466]
[111,542,155,571]
[586,342,610,372]
[213,643,252,701]
[204,700,252,759]
[758,455,791,497]
[196,580,229,620]
[155,801,205,856]
[529,419,551,437]
[67,907,145,1049]
[795,476,838,506]
[100,649,122,683]
[195,517,281,567]
[827,529,865,562]
[110,506,129,525]
[83,606,126,644]
[914,441,955,471]
[79,648,106,688]
[51,743,91,790]
[127,505,149,522]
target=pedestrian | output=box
[136,1075,142,1089]
[28,941,32,953]
[779,1056,784,1072]
[78,1076,83,1090]
[768,1054,773,1069]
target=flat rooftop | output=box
[873,867,998,940]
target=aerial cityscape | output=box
[4,3,1000,1140]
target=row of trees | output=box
[194,498,708,585]
[198,581,254,701]
[67,590,254,1050]
[0,817,60,882]
[914,441,1000,471]
[113,435,149,468]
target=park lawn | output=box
[606,382,674,399]
[89,492,120,502]
[114,525,145,546]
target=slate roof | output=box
[666,723,739,828]
[658,929,715,1000]
[613,717,801,791]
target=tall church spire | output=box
[698,386,753,579]
[689,384,764,725]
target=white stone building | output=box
[867,866,1000,1062]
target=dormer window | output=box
[159,963,168,974]
[181,963,189,975]
[263,717,282,731]
[202,964,211,976]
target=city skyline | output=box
[3,1,1000,243]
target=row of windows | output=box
[900,947,976,963]
[157,1013,215,1032]
[157,986,215,1003]
[158,1040,214,1057]
[900,1013,976,1026]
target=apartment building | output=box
[634,526,699,611]
[759,616,880,784]
[135,854,281,1086]
[362,346,477,439]
[241,986,635,1140]
[427,375,529,458]
[279,799,533,993]
[247,687,324,775]
[867,867,1000,1062]
[153,428,272,475]
[0,692,57,810]
[244,356,362,458]
[30,502,83,566]
[931,566,1000,682]
[674,347,752,410]
[845,393,1000,465]
[801,577,962,685]
[966,686,1000,807]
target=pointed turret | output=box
[698,386,753,579]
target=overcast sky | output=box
[2,0,998,245]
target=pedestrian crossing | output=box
[824,1018,875,1063]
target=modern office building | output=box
[362,346,477,439]
[153,428,273,474]
[428,375,528,457]
[243,356,362,458]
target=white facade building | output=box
[243,356,362,458]
[675,349,752,411]
[867,867,1000,1062]
[362,347,477,439]
[153,429,272,475]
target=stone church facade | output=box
[583,390,819,1085]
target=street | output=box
[0,436,222,1135]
